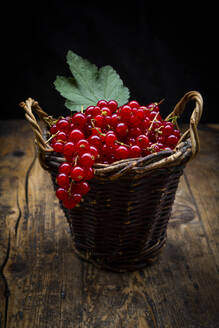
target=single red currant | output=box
[128,100,140,108]
[107,100,118,112]
[166,134,178,147]
[136,135,149,148]
[105,132,117,146]
[50,124,57,135]
[129,145,141,158]
[89,145,99,159]
[162,124,173,137]
[120,105,132,121]
[58,162,72,175]
[70,166,85,181]
[63,142,75,157]
[56,187,68,201]
[56,173,70,188]
[83,167,94,180]
[76,181,90,195]
[72,193,82,204]
[75,139,90,155]
[88,135,102,149]
[53,142,64,153]
[101,107,111,116]
[79,152,95,167]
[62,198,77,209]
[97,100,108,108]
[72,113,86,128]
[69,129,85,142]
[115,145,129,159]
[56,119,69,132]
[93,115,104,128]
[56,131,67,142]
[116,122,128,138]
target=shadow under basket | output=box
[20,91,203,272]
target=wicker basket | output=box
[20,91,203,272]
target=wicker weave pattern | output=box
[20,91,203,272]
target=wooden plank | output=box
[184,124,219,268]
[0,121,218,327]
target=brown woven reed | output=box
[20,91,203,272]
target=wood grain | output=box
[0,121,219,328]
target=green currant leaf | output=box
[54,50,130,111]
[96,65,130,105]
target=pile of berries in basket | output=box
[48,99,181,208]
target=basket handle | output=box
[19,97,54,153]
[165,91,203,158]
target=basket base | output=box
[71,237,166,273]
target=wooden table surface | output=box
[0,121,219,328]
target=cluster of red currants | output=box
[49,99,181,208]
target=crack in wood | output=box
[0,232,11,328]
[24,149,37,222]
[15,191,22,238]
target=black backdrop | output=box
[2,1,219,122]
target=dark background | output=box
[2,1,219,122]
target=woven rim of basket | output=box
[19,91,203,180]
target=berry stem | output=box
[115,140,130,147]
[148,112,160,132]
[45,131,59,144]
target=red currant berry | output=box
[58,162,71,175]
[115,145,129,160]
[166,134,178,147]
[69,129,84,142]
[50,124,57,134]
[53,142,64,153]
[101,107,111,116]
[111,113,120,127]
[72,193,82,204]
[76,181,90,195]
[92,106,101,116]
[162,124,173,137]
[116,122,128,138]
[93,115,104,128]
[129,127,141,138]
[75,139,90,155]
[63,142,75,157]
[128,100,140,108]
[70,166,85,181]
[105,132,117,146]
[56,119,69,132]
[107,100,118,112]
[56,131,67,142]
[84,167,94,180]
[62,198,77,209]
[130,145,141,158]
[56,173,70,188]
[120,105,132,121]
[136,135,149,148]
[88,135,102,149]
[173,129,180,138]
[72,113,86,128]
[97,100,108,108]
[89,145,99,159]
[136,108,145,120]
[104,115,112,126]
[157,135,166,144]
[142,117,151,129]
[85,106,94,116]
[56,187,68,201]
[129,114,141,127]
[79,152,95,167]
